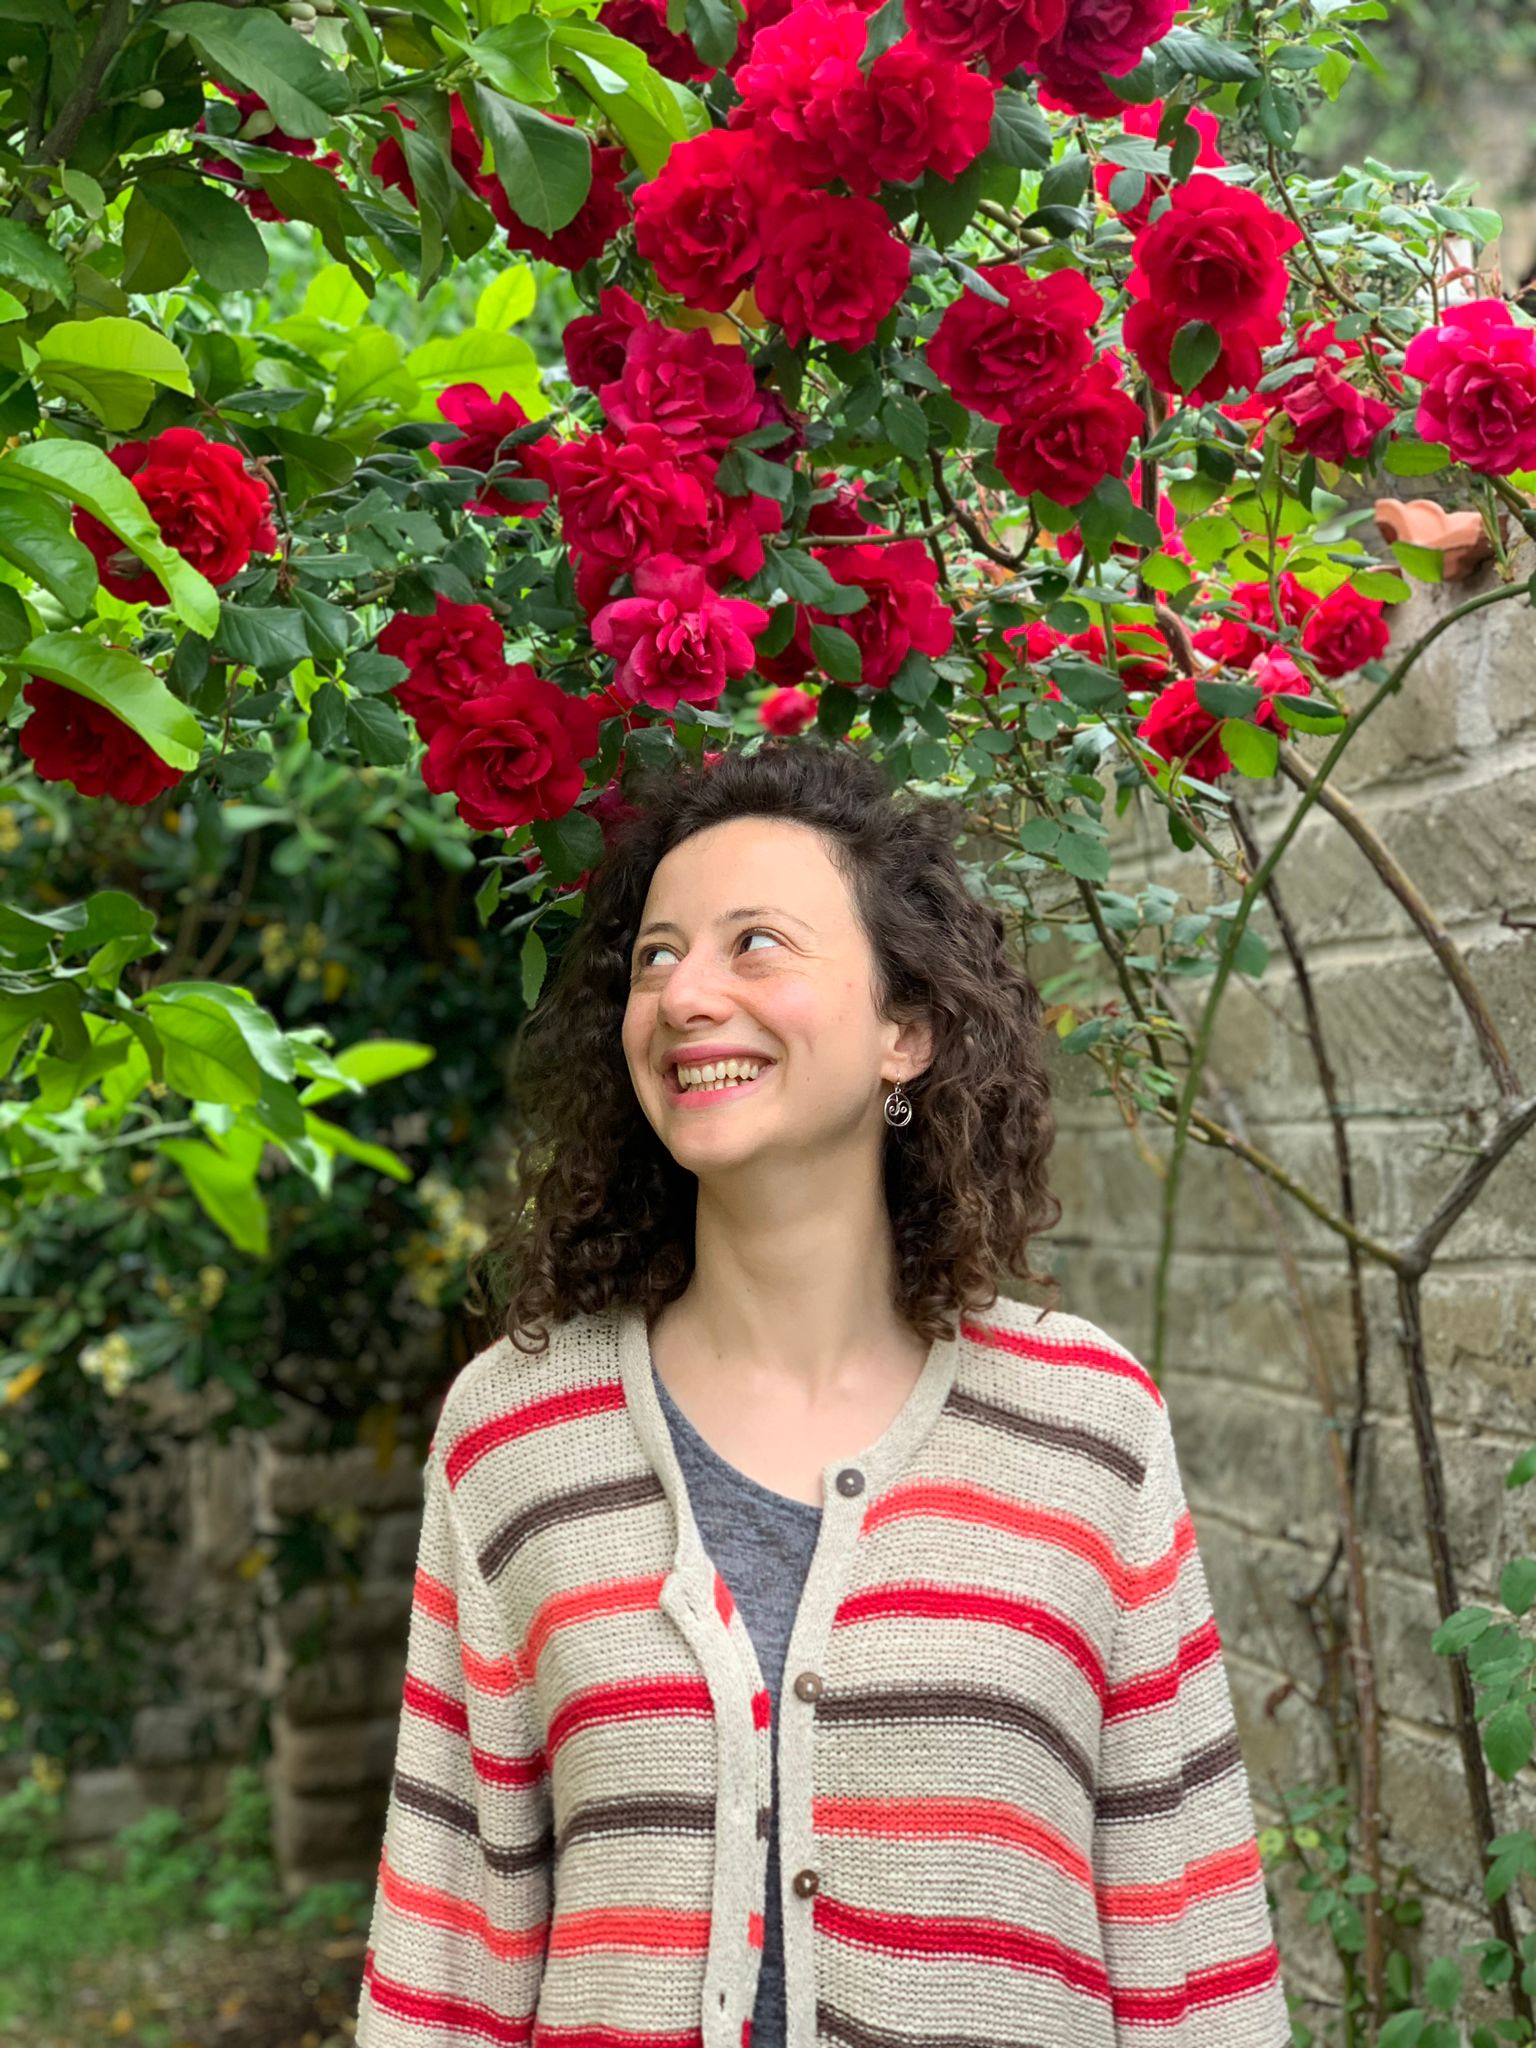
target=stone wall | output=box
[1037,540,1536,2023]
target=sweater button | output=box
[792,1670,824,1702]
[792,1867,820,1896]
[835,1467,864,1496]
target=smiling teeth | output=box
[677,1059,769,1090]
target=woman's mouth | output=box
[664,1062,776,1108]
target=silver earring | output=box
[883,1080,912,1128]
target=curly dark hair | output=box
[466,736,1062,1354]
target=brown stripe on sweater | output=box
[816,1683,1097,1798]
[556,1792,717,1858]
[819,1997,1052,2048]
[393,1770,554,1876]
[944,1387,1146,1488]
[479,1471,667,1582]
[1094,1728,1245,1823]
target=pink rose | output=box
[929,264,1101,424]
[1403,299,1536,474]
[598,320,764,465]
[591,555,769,710]
[1300,586,1390,677]
[429,385,553,519]
[994,356,1143,505]
[1252,649,1311,732]
[633,128,786,312]
[756,194,910,350]
[421,668,607,832]
[1280,356,1395,464]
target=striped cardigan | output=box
[357,1294,1290,2047]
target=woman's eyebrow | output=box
[634,905,814,942]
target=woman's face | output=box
[622,815,925,1172]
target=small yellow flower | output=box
[4,1362,44,1406]
[30,1754,65,1794]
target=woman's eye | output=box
[636,928,780,970]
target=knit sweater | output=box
[356,1294,1290,2048]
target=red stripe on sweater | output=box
[445,1380,629,1488]
[525,1574,669,1669]
[1098,1838,1267,1921]
[401,1673,548,1786]
[546,1676,715,1758]
[814,1893,1110,2000]
[361,1947,535,2042]
[1103,1613,1223,1722]
[546,1904,712,1957]
[963,1314,1164,1408]
[415,1565,458,1630]
[379,1842,550,1961]
[835,1582,1107,1698]
[415,1567,537,1697]
[1110,1938,1284,2023]
[814,1795,1094,1889]
[531,2025,701,2048]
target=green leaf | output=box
[137,178,269,293]
[406,328,545,417]
[1500,1556,1536,1617]
[216,603,312,678]
[0,440,220,635]
[16,633,203,772]
[1484,1704,1534,1783]
[1377,2012,1426,2048]
[1391,539,1446,582]
[1181,513,1241,568]
[34,317,193,431]
[521,924,548,1009]
[860,0,905,66]
[473,83,592,235]
[477,264,536,328]
[1384,435,1451,476]
[684,0,740,69]
[160,2,351,138]
[769,548,868,615]
[159,1139,269,1254]
[1054,826,1111,881]
[550,23,691,176]
[346,692,412,765]
[1194,678,1262,718]
[808,621,863,682]
[0,483,97,614]
[1170,318,1221,395]
[0,586,31,653]
[988,90,1051,170]
[1139,551,1191,594]
[882,391,929,462]
[472,19,557,101]
[0,220,73,303]
[1155,25,1260,80]
[531,805,606,880]
[1219,716,1279,778]
[919,160,983,248]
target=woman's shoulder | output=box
[430,1303,624,1458]
[962,1292,1167,1440]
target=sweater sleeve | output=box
[355,1439,554,2046]
[1093,1395,1291,2047]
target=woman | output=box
[356,740,1290,2047]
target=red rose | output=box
[1403,299,1536,474]
[73,427,277,605]
[1122,296,1265,403]
[633,128,784,312]
[564,285,649,390]
[758,684,819,734]
[1037,0,1176,116]
[372,92,484,205]
[429,384,553,519]
[929,264,1101,424]
[1300,585,1390,678]
[756,194,910,350]
[598,320,764,465]
[597,0,714,80]
[549,423,714,567]
[19,678,185,804]
[807,474,878,537]
[378,596,507,738]
[1190,574,1317,669]
[515,774,639,884]
[1094,99,1225,234]
[1136,676,1230,781]
[1280,356,1396,465]
[199,89,342,222]
[421,668,606,833]
[802,537,954,689]
[591,555,770,710]
[848,42,996,192]
[1003,617,1171,691]
[905,0,1066,75]
[693,484,784,586]
[1252,648,1311,731]
[1127,173,1302,344]
[994,356,1143,505]
[733,0,870,185]
[486,127,630,271]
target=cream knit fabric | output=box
[356,1293,1290,2047]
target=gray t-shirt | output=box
[650,1357,822,2048]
